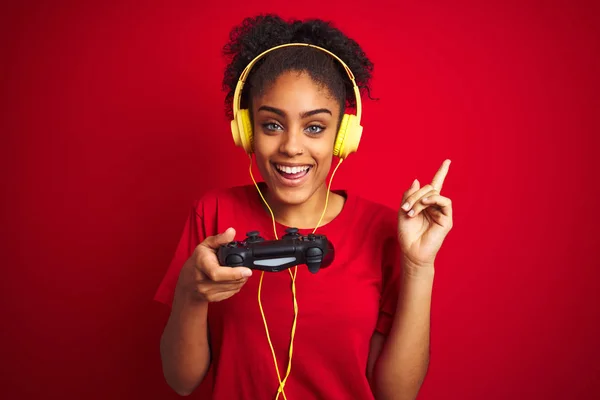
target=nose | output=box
[279,128,304,157]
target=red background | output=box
[2,0,599,399]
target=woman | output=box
[155,14,453,400]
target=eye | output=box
[262,122,283,132]
[305,125,325,135]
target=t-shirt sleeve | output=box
[375,220,403,336]
[153,200,205,307]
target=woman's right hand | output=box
[177,227,252,303]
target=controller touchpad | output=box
[254,257,297,267]
[254,244,296,257]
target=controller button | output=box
[307,234,316,241]
[226,254,244,265]
[227,241,238,248]
[246,231,260,238]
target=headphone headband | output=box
[232,43,362,123]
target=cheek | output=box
[313,149,334,174]
[311,139,335,163]
[252,135,278,178]
[254,150,270,175]
[252,133,274,159]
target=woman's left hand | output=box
[397,159,454,269]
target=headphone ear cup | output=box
[233,109,254,154]
[334,114,363,159]
[333,114,350,158]
[231,119,242,147]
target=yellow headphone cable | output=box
[248,154,344,399]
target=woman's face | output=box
[251,70,341,206]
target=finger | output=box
[406,189,441,218]
[431,159,451,192]
[203,288,245,303]
[412,194,453,218]
[401,184,439,213]
[197,278,248,295]
[401,179,421,205]
[200,227,237,250]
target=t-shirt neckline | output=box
[244,182,356,237]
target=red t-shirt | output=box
[154,184,402,399]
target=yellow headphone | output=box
[230,43,363,159]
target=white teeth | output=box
[275,164,310,174]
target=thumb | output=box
[201,227,237,250]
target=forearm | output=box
[373,260,434,400]
[160,282,211,396]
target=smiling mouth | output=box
[272,163,312,180]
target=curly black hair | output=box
[222,14,374,121]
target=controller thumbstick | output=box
[284,227,300,238]
[245,231,264,243]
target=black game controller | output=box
[217,228,334,273]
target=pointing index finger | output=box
[431,159,451,192]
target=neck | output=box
[262,183,340,230]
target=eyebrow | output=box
[257,105,332,118]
